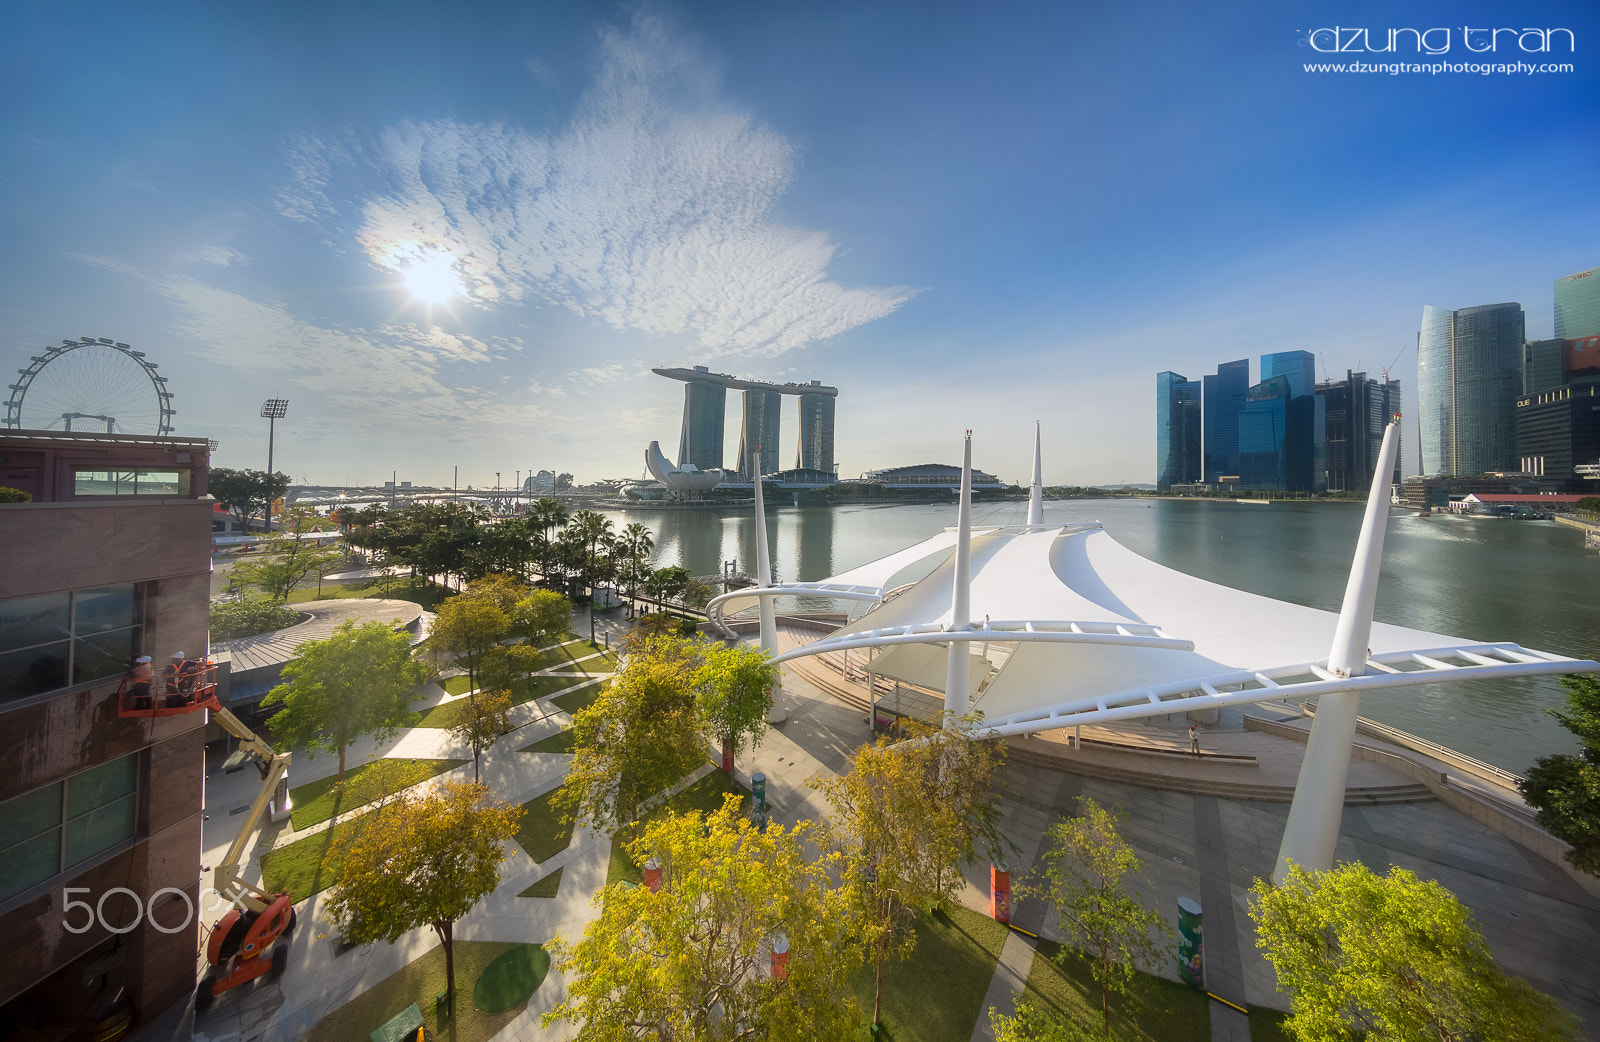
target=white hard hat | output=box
[170,651,187,659]
[136,656,152,664]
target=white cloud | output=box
[278,13,911,359]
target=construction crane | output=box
[116,662,295,1011]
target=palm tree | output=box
[531,497,569,584]
[570,510,615,601]
[618,522,655,610]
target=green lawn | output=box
[605,770,750,886]
[259,816,368,900]
[288,758,466,830]
[514,787,578,864]
[850,904,1011,1041]
[549,648,618,672]
[518,868,563,899]
[286,576,456,610]
[442,674,474,695]
[549,680,606,715]
[301,940,525,1042]
[1018,937,1211,1042]
[520,728,577,755]
[411,676,567,727]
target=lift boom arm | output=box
[209,706,293,912]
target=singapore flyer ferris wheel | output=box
[4,337,175,435]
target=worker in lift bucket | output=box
[128,656,154,709]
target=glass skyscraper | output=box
[1554,266,1600,339]
[1239,375,1290,489]
[1202,359,1249,482]
[676,367,726,471]
[1317,372,1403,493]
[1418,303,1523,476]
[1155,372,1201,491]
[1261,350,1325,492]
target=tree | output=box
[617,522,655,606]
[231,506,342,601]
[1020,796,1171,1035]
[1521,673,1600,876]
[326,781,521,1013]
[571,509,615,600]
[460,572,527,614]
[263,619,426,785]
[512,588,572,646]
[989,999,1097,1042]
[696,641,778,773]
[0,486,31,503]
[530,497,570,584]
[449,688,513,783]
[557,634,707,840]
[544,798,864,1040]
[1575,496,1600,517]
[428,594,511,696]
[208,467,291,534]
[1250,861,1579,1041]
[644,565,692,611]
[810,714,1008,1029]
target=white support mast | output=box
[944,432,974,725]
[1274,418,1401,884]
[752,449,785,722]
[1027,421,1044,526]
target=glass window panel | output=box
[0,593,71,653]
[133,470,187,495]
[66,756,138,819]
[0,784,63,847]
[73,629,136,685]
[64,793,135,868]
[0,644,70,701]
[73,586,137,634]
[73,470,118,495]
[0,833,61,904]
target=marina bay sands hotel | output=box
[653,366,837,481]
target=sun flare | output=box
[398,249,466,307]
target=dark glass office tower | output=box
[1318,372,1404,493]
[797,386,836,473]
[676,366,726,470]
[1418,303,1523,476]
[1554,267,1600,339]
[1155,372,1202,491]
[1239,375,1290,489]
[737,389,783,479]
[1202,358,1249,483]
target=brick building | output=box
[0,430,213,1035]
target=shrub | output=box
[210,600,303,641]
[0,487,31,503]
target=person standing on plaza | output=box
[1189,723,1200,756]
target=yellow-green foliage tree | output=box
[696,641,778,773]
[233,506,342,601]
[512,587,572,646]
[264,619,426,785]
[989,1000,1097,1042]
[1020,796,1171,1036]
[811,714,1010,1028]
[448,687,514,783]
[544,798,864,1040]
[1251,862,1578,1041]
[556,633,707,840]
[429,588,513,694]
[326,781,521,1013]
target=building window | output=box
[72,469,189,497]
[0,754,139,904]
[0,585,143,705]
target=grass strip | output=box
[604,770,750,886]
[1018,936,1210,1042]
[259,816,369,900]
[517,868,563,899]
[288,758,466,830]
[411,676,566,727]
[519,728,577,755]
[300,940,524,1042]
[514,787,578,864]
[549,681,606,716]
[848,903,1010,1041]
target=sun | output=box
[398,249,466,307]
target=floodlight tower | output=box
[260,399,288,533]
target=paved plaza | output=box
[135,613,1600,1042]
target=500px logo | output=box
[62,886,250,935]
[1302,27,1574,55]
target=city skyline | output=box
[2,3,1596,486]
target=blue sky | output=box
[3,0,1596,486]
